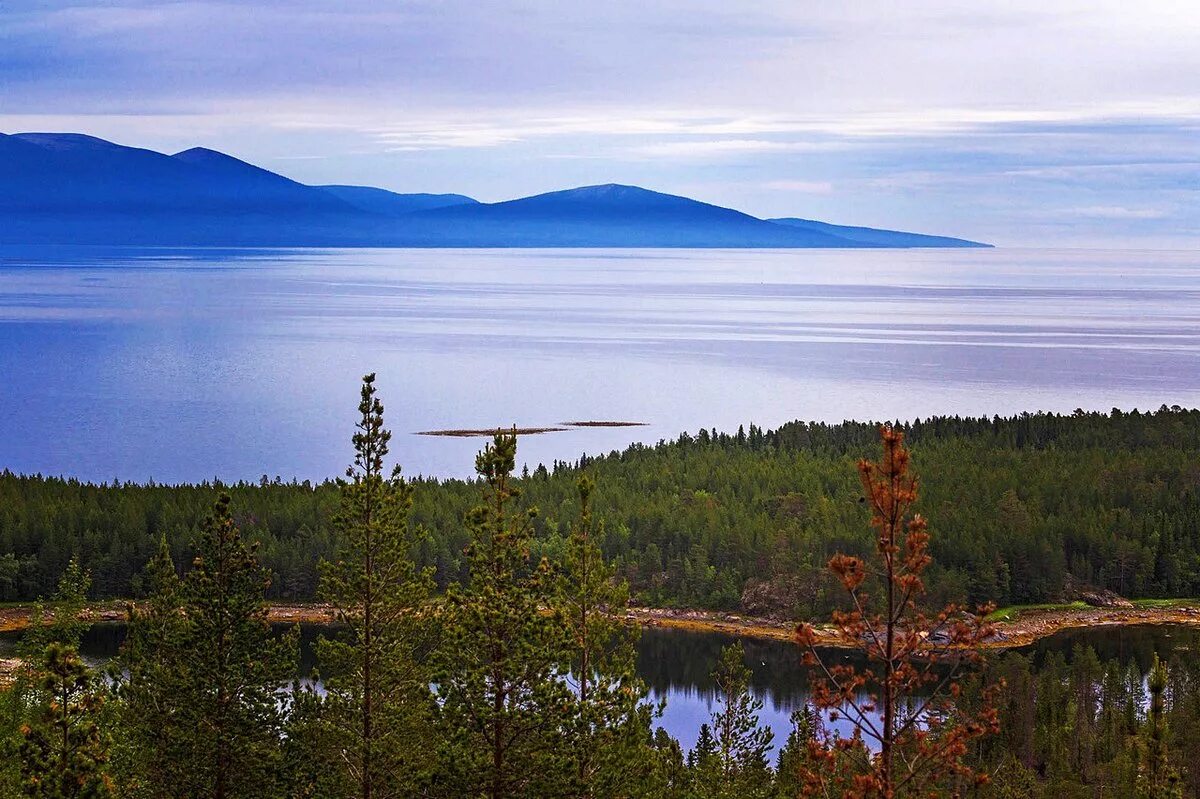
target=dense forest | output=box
[3,380,1199,798]
[2,380,1198,798]
[2,406,1198,615]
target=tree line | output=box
[2,406,1199,615]
[1,378,1195,797]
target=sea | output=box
[2,246,1199,482]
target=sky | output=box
[3,1,1200,247]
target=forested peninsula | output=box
[2,405,1198,616]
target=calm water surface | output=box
[5,623,1197,756]
[3,247,1200,482]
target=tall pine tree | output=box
[691,643,773,799]
[111,538,188,799]
[434,430,574,799]
[556,475,658,799]
[317,373,437,799]
[170,494,297,799]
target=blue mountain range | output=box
[0,132,990,248]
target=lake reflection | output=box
[6,622,1198,758]
[2,247,1200,482]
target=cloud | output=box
[1059,206,1172,220]
[3,1,1200,245]
[630,139,845,158]
[760,180,835,194]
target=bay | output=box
[2,246,1199,482]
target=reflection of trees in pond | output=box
[11,621,1200,707]
[18,623,335,675]
[1021,624,1199,676]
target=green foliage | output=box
[316,374,437,798]
[2,561,97,798]
[3,407,1200,613]
[18,643,113,798]
[1137,655,1183,799]
[109,537,186,798]
[689,644,773,799]
[117,495,298,799]
[773,706,819,798]
[19,558,91,661]
[280,682,352,799]
[433,431,575,799]
[557,475,660,799]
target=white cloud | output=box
[760,180,834,194]
[1059,206,1172,220]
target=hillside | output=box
[0,407,1194,613]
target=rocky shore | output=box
[625,603,1200,650]
[4,601,1200,685]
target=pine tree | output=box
[689,724,717,772]
[169,494,297,799]
[1137,655,1183,799]
[19,642,113,798]
[796,426,1000,798]
[280,681,352,799]
[702,643,773,799]
[19,558,92,664]
[4,560,99,798]
[434,430,574,799]
[111,538,188,798]
[556,475,656,799]
[317,373,437,799]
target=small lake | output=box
[3,247,1200,482]
[5,622,1198,757]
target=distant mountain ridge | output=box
[318,185,478,216]
[769,217,986,248]
[0,132,992,248]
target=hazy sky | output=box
[3,1,1199,246]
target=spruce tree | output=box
[19,643,113,798]
[774,705,819,798]
[317,373,437,799]
[170,494,297,799]
[556,475,657,799]
[434,430,574,799]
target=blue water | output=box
[2,246,1199,482]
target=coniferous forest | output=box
[1,380,1199,797]
[1,405,1198,613]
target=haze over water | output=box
[2,246,1199,483]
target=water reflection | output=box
[4,622,1199,758]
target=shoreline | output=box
[625,603,1200,650]
[4,601,1200,650]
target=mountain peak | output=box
[512,184,708,211]
[173,146,242,162]
[541,184,671,201]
